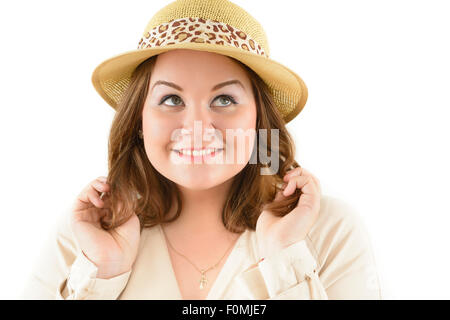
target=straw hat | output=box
[91,0,308,123]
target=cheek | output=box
[229,103,257,139]
[142,110,176,155]
[216,104,257,163]
[216,103,257,131]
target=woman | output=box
[21,0,381,300]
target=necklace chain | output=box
[161,225,239,290]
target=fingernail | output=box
[99,176,107,182]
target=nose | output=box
[182,100,213,128]
[179,102,217,148]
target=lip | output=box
[172,147,224,151]
[172,148,224,162]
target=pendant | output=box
[199,270,208,289]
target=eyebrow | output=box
[151,79,245,93]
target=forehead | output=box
[150,49,251,85]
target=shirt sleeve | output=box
[235,196,382,300]
[235,239,328,299]
[19,206,132,300]
[56,248,132,300]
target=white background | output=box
[1,0,449,299]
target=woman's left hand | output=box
[256,167,322,259]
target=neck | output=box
[163,178,234,239]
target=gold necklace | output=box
[161,226,239,290]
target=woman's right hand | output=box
[69,176,141,279]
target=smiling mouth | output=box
[172,148,224,160]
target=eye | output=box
[159,95,183,107]
[159,94,237,107]
[212,95,237,107]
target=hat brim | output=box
[91,42,308,124]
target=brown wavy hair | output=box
[100,54,302,234]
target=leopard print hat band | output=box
[138,17,267,58]
[91,0,308,124]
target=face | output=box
[141,49,257,190]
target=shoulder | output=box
[305,194,376,273]
[308,194,369,243]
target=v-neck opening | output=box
[157,223,247,300]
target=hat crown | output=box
[92,0,308,123]
[143,0,270,57]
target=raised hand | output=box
[256,167,321,259]
[70,176,141,279]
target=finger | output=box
[72,206,110,224]
[282,178,297,196]
[284,167,321,195]
[91,179,110,194]
[284,167,299,176]
[76,185,94,211]
[77,179,108,202]
[290,175,320,211]
[91,179,111,205]
[283,174,317,197]
[283,166,302,182]
[299,168,321,194]
[87,185,105,208]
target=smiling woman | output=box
[20,0,381,300]
[104,49,300,237]
[142,49,257,191]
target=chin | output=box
[149,153,247,190]
[170,170,228,190]
[177,182,219,191]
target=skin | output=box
[254,166,322,270]
[69,49,322,288]
[141,49,257,240]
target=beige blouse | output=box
[19,195,382,300]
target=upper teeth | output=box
[177,148,220,156]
